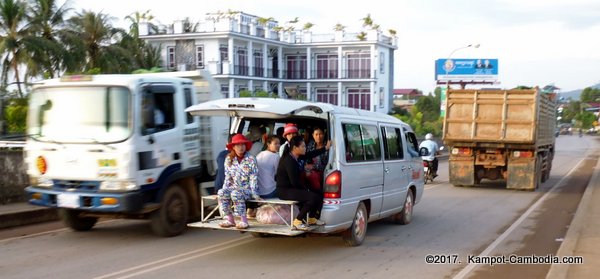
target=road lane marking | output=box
[452,156,587,279]
[94,235,254,279]
[0,219,119,244]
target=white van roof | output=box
[186,98,403,123]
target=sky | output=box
[66,0,600,93]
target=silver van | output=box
[186,98,426,246]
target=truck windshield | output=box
[27,86,132,143]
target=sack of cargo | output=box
[256,204,299,225]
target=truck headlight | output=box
[30,176,53,188]
[100,180,138,191]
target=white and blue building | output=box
[139,11,397,113]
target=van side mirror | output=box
[419,147,429,156]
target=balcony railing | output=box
[282,70,307,80]
[344,69,371,79]
[312,69,339,79]
[233,65,249,76]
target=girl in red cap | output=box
[218,133,261,229]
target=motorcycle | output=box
[423,146,444,184]
[423,160,436,184]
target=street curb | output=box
[0,207,59,229]
[546,156,600,278]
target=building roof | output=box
[393,89,420,96]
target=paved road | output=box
[1,135,596,279]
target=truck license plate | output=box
[57,193,80,208]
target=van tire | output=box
[342,202,368,247]
[393,189,414,225]
[59,209,98,231]
[151,185,189,237]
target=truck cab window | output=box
[142,85,175,135]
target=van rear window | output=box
[343,123,381,162]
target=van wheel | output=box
[59,209,98,231]
[393,190,414,225]
[151,185,189,237]
[342,202,368,246]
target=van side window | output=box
[342,123,381,162]
[406,132,419,157]
[361,125,381,161]
[383,126,403,160]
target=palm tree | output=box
[124,10,161,70]
[361,14,373,28]
[27,0,72,78]
[125,9,153,39]
[0,0,31,97]
[62,10,132,73]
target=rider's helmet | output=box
[425,133,433,140]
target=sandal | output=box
[219,220,235,228]
[236,221,249,229]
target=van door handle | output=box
[385,167,390,174]
[401,166,407,171]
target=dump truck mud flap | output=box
[507,157,536,190]
[449,156,475,186]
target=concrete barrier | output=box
[0,150,28,204]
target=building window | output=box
[346,88,371,110]
[286,55,307,79]
[195,45,204,69]
[316,54,338,79]
[380,52,385,74]
[220,84,229,99]
[315,88,338,105]
[167,46,175,70]
[235,47,248,75]
[220,45,228,62]
[379,87,384,108]
[253,49,263,77]
[346,52,370,78]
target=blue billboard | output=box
[435,58,498,82]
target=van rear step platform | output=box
[188,219,315,236]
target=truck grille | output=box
[54,180,100,192]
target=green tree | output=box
[580,87,600,103]
[4,97,27,133]
[123,10,161,71]
[0,0,31,97]
[576,111,596,129]
[62,10,132,73]
[27,0,72,79]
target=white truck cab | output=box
[186,98,427,246]
[25,74,206,236]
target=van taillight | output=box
[324,170,341,199]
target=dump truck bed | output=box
[443,89,555,147]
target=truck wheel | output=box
[151,185,189,237]
[59,209,98,231]
[342,202,368,246]
[393,189,414,225]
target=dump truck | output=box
[442,88,556,190]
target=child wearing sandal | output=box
[217,134,261,229]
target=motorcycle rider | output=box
[419,133,440,178]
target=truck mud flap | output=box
[449,157,475,186]
[507,157,536,190]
